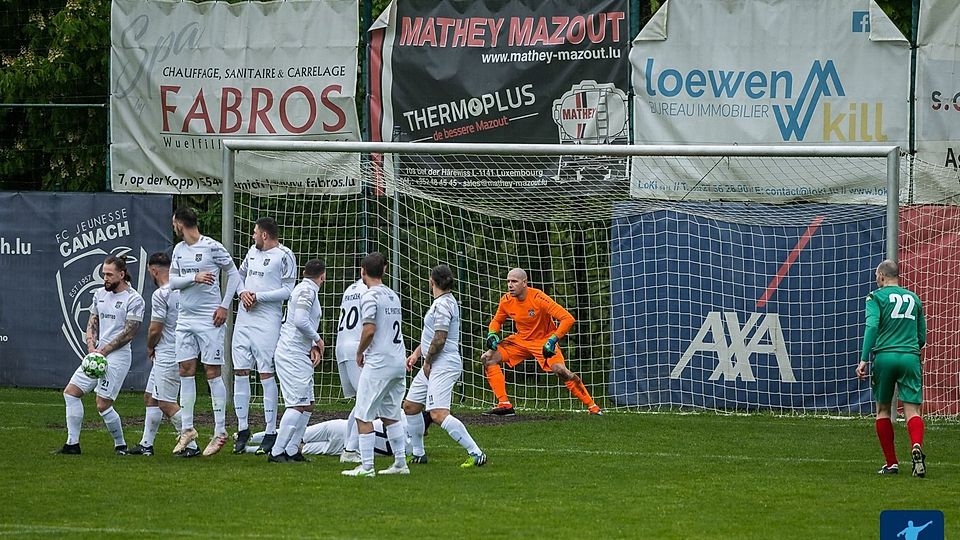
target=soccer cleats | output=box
[588,404,603,415]
[114,444,129,456]
[339,450,361,463]
[203,434,229,456]
[911,444,926,478]
[267,452,291,464]
[407,454,429,465]
[233,429,251,454]
[175,446,201,458]
[127,444,154,456]
[379,462,410,475]
[877,463,899,475]
[461,452,487,468]
[483,405,516,417]
[255,433,277,455]
[173,427,198,454]
[342,465,376,477]
[289,452,311,463]
[53,443,81,455]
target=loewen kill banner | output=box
[110,0,361,195]
[629,0,910,204]
[369,0,630,190]
[0,192,172,390]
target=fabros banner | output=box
[0,192,172,390]
[368,0,630,190]
[110,0,361,195]
[629,0,910,204]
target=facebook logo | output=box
[880,510,944,540]
[852,11,870,32]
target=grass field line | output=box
[0,523,287,538]
[498,446,960,467]
[0,401,63,407]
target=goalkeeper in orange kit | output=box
[481,268,602,416]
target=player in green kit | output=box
[856,259,928,477]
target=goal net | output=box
[224,141,960,416]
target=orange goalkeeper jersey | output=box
[488,287,574,340]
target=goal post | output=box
[220,140,953,415]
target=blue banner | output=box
[610,203,884,412]
[0,192,172,389]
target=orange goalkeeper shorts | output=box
[497,334,565,372]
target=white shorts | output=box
[67,350,132,401]
[175,323,225,365]
[335,341,361,398]
[404,366,461,411]
[353,369,405,423]
[147,354,180,403]
[232,323,279,373]
[274,350,315,407]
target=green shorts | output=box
[871,352,923,405]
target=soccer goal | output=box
[221,140,960,416]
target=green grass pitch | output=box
[0,387,956,539]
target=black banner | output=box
[0,192,172,389]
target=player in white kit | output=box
[342,252,410,477]
[403,264,486,468]
[168,208,241,457]
[268,259,326,463]
[334,273,367,463]
[56,255,145,455]
[128,252,199,456]
[243,418,400,457]
[231,217,297,455]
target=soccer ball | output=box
[81,353,108,378]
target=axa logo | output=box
[671,312,796,383]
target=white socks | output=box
[208,376,227,437]
[441,415,481,456]
[405,412,425,456]
[141,406,162,447]
[385,421,407,467]
[179,376,196,430]
[64,393,83,445]
[359,431,376,470]
[99,406,126,447]
[234,374,251,432]
[344,406,359,452]
[261,376,278,434]
[286,411,311,455]
[272,409,302,457]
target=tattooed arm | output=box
[99,320,141,356]
[86,314,100,353]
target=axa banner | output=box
[915,0,960,200]
[609,203,885,412]
[0,192,172,390]
[110,0,361,195]
[368,0,630,190]
[629,0,909,203]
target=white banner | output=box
[110,0,361,195]
[629,0,910,203]
[915,0,960,202]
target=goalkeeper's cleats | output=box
[233,429,250,454]
[54,443,81,455]
[407,454,429,465]
[255,433,277,455]
[911,444,926,478]
[483,405,516,416]
[342,465,376,477]
[379,462,410,475]
[542,334,559,358]
[340,450,361,463]
[461,452,487,468]
[175,446,201,458]
[114,444,129,456]
[588,404,604,416]
[203,434,229,456]
[877,463,899,475]
[173,427,198,454]
[485,333,501,351]
[127,443,154,456]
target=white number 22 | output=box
[889,293,916,320]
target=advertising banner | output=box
[0,192,172,390]
[369,0,630,190]
[110,0,361,195]
[609,203,885,412]
[629,0,910,203]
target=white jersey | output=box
[336,279,368,351]
[419,292,461,368]
[170,235,238,321]
[236,243,297,328]
[149,284,179,358]
[359,284,405,375]
[277,278,321,358]
[90,286,145,352]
